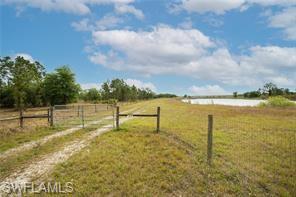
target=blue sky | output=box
[1,0,296,96]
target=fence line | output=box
[0,104,114,129]
[116,106,160,132]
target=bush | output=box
[259,96,296,107]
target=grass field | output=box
[36,98,295,196]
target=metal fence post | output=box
[207,115,213,166]
[116,106,119,130]
[81,106,85,128]
[156,107,160,133]
[50,106,54,126]
[20,109,23,128]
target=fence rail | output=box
[0,104,114,128]
[116,106,160,132]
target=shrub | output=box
[259,96,296,107]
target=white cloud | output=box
[95,15,124,30]
[115,4,144,19]
[14,53,34,62]
[189,85,229,96]
[124,79,156,91]
[2,0,134,15]
[177,0,296,15]
[72,15,123,32]
[180,0,245,15]
[81,83,102,90]
[242,45,296,68]
[89,25,296,88]
[268,7,296,40]
[72,18,94,31]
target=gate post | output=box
[19,109,24,128]
[81,106,85,128]
[116,106,120,130]
[156,107,160,133]
[50,106,54,126]
[207,115,213,166]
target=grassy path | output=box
[0,117,111,160]
[43,98,295,196]
[0,109,142,194]
[0,99,295,196]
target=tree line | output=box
[80,79,156,103]
[1,56,175,108]
[80,80,177,103]
[235,83,296,100]
[0,56,80,108]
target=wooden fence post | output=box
[81,106,85,128]
[77,105,80,117]
[207,115,213,166]
[47,108,50,123]
[112,106,115,129]
[95,104,97,113]
[19,109,23,128]
[156,107,160,133]
[50,106,54,126]
[116,106,119,130]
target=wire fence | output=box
[53,104,115,129]
[0,104,115,133]
[210,116,296,194]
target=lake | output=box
[182,98,265,107]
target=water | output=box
[182,98,265,107]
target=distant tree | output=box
[233,92,238,98]
[0,85,15,108]
[101,81,111,100]
[0,56,45,109]
[263,82,278,96]
[155,93,177,98]
[130,85,138,101]
[243,91,261,98]
[83,88,101,103]
[100,78,155,101]
[43,66,80,105]
[184,94,188,98]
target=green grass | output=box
[0,127,93,179]
[259,96,296,107]
[0,126,64,153]
[0,102,140,153]
[42,98,295,196]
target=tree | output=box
[263,82,278,96]
[99,78,155,102]
[43,66,80,105]
[0,56,45,109]
[101,81,111,100]
[233,92,238,98]
[83,88,101,103]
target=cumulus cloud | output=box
[176,0,296,15]
[14,53,34,62]
[72,15,124,32]
[181,0,245,15]
[115,4,144,19]
[88,25,296,87]
[124,79,156,91]
[2,0,134,15]
[189,85,229,96]
[268,7,296,40]
[72,18,94,31]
